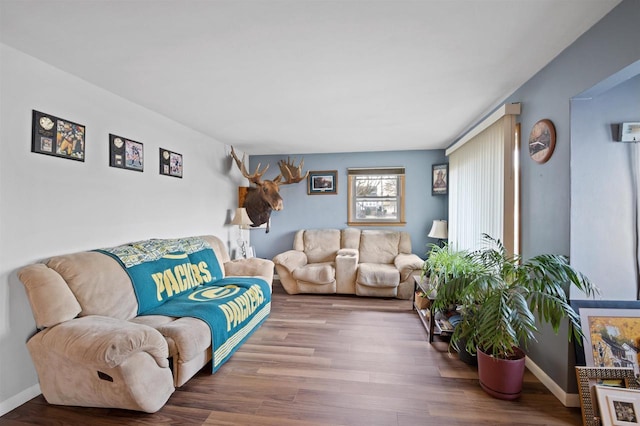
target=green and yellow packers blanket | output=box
[146,276,270,371]
[96,237,271,372]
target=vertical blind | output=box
[446,104,519,253]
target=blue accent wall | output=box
[500,0,640,395]
[248,150,447,261]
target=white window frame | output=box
[347,167,406,226]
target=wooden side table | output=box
[413,275,452,343]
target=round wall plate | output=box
[528,119,556,164]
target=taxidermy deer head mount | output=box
[230,146,308,233]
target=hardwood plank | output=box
[0,281,582,425]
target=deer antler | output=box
[274,156,309,185]
[230,146,269,185]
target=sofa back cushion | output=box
[342,228,361,250]
[18,263,82,328]
[201,235,229,271]
[359,230,401,264]
[46,251,139,320]
[96,237,224,314]
[302,229,341,263]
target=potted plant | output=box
[441,234,599,400]
[422,243,481,364]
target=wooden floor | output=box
[1,282,583,425]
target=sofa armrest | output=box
[272,250,308,273]
[336,248,359,267]
[36,315,169,369]
[224,258,275,284]
[394,253,425,281]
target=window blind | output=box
[446,104,519,253]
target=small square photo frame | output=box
[432,163,448,196]
[308,170,337,195]
[576,367,639,426]
[109,134,143,172]
[596,385,640,426]
[160,148,182,178]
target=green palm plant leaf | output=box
[425,233,600,360]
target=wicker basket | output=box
[415,292,431,310]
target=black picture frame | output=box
[159,148,182,178]
[109,134,143,172]
[308,170,337,195]
[570,300,640,367]
[432,163,448,196]
[31,110,85,162]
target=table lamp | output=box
[428,220,448,247]
[231,207,252,258]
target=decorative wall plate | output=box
[528,119,556,164]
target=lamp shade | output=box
[428,220,448,239]
[230,207,252,228]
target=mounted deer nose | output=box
[273,199,283,211]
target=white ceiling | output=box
[0,0,621,155]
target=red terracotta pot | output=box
[477,347,526,400]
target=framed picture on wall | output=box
[31,110,85,162]
[109,134,143,172]
[159,148,182,178]
[308,170,337,195]
[432,163,448,196]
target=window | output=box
[347,167,405,225]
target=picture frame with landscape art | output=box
[308,170,337,195]
[570,300,640,376]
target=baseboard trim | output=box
[525,356,580,407]
[0,383,41,417]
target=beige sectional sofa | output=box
[18,235,273,413]
[273,228,423,299]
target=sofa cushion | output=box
[359,231,400,264]
[47,252,139,320]
[131,316,211,363]
[303,229,341,263]
[357,263,400,287]
[18,264,82,329]
[293,262,335,284]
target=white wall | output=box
[571,73,640,300]
[0,44,246,414]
